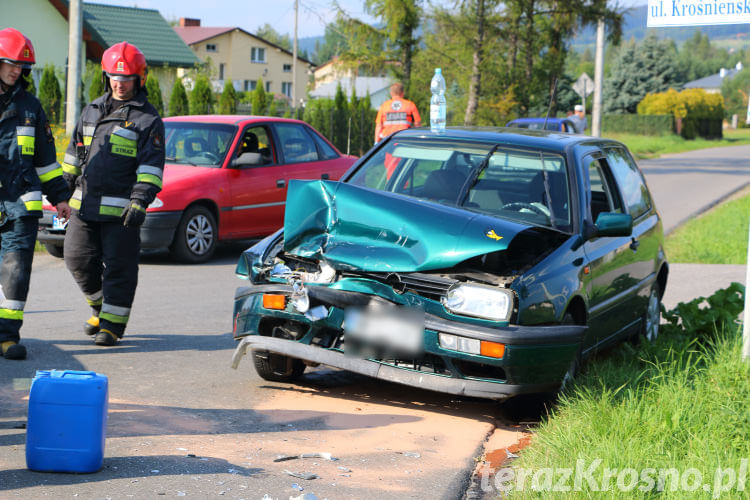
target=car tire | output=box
[252,350,306,382]
[43,242,64,259]
[170,205,217,264]
[642,282,662,343]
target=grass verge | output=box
[605,128,750,160]
[665,188,750,264]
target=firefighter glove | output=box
[121,200,146,227]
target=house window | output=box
[266,81,271,92]
[219,63,225,80]
[206,43,217,52]
[281,82,292,97]
[244,80,257,91]
[251,47,266,63]
[283,64,292,72]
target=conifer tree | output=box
[168,78,189,116]
[38,65,62,123]
[218,80,237,114]
[145,74,164,116]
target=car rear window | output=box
[348,138,571,231]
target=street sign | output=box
[573,73,594,98]
[647,0,750,27]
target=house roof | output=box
[173,26,235,46]
[683,68,740,90]
[50,1,199,67]
[174,26,315,66]
[310,77,392,99]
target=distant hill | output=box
[299,36,323,63]
[573,4,750,46]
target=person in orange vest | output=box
[374,82,421,143]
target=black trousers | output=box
[0,217,37,343]
[64,213,140,337]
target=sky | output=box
[90,0,378,38]
[90,0,646,39]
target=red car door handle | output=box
[276,179,285,188]
[321,173,330,180]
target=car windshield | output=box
[165,122,236,167]
[348,138,572,231]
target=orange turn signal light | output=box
[262,294,286,310]
[480,341,505,359]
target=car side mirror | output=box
[231,152,263,168]
[593,212,633,238]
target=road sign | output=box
[573,73,594,98]
[647,0,750,27]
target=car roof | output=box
[391,126,623,154]
[163,115,308,126]
[508,117,568,124]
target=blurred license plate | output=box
[52,215,68,230]
[344,304,424,357]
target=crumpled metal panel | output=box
[283,180,530,272]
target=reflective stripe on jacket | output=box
[63,89,165,222]
[0,85,69,220]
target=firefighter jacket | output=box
[0,84,69,221]
[61,89,164,221]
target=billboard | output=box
[647,0,750,27]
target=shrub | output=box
[145,74,164,116]
[251,79,268,115]
[168,79,189,116]
[188,75,214,115]
[217,80,237,114]
[601,114,673,135]
[23,73,35,96]
[638,88,724,139]
[89,72,104,101]
[38,64,62,124]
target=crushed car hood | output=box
[283,180,533,272]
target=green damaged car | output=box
[231,128,668,400]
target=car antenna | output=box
[542,76,559,131]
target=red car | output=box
[38,116,357,263]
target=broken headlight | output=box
[441,284,513,322]
[269,258,336,284]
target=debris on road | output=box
[337,466,352,473]
[284,470,320,480]
[274,452,337,462]
[396,451,421,458]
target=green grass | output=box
[507,326,749,499]
[665,189,750,264]
[605,128,750,160]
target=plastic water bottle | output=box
[430,68,446,133]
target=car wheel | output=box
[642,282,662,342]
[43,242,64,259]
[252,350,306,382]
[558,312,581,394]
[170,205,217,263]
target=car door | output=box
[225,124,288,237]
[604,146,663,326]
[580,153,641,351]
[272,122,346,185]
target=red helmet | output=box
[101,41,146,87]
[0,28,36,67]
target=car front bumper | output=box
[37,210,182,249]
[232,283,586,400]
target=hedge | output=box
[601,114,673,135]
[637,88,724,139]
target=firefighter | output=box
[62,41,164,347]
[374,82,421,143]
[0,28,71,360]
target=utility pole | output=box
[66,0,82,136]
[292,0,298,117]
[591,18,605,137]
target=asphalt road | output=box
[0,143,748,500]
